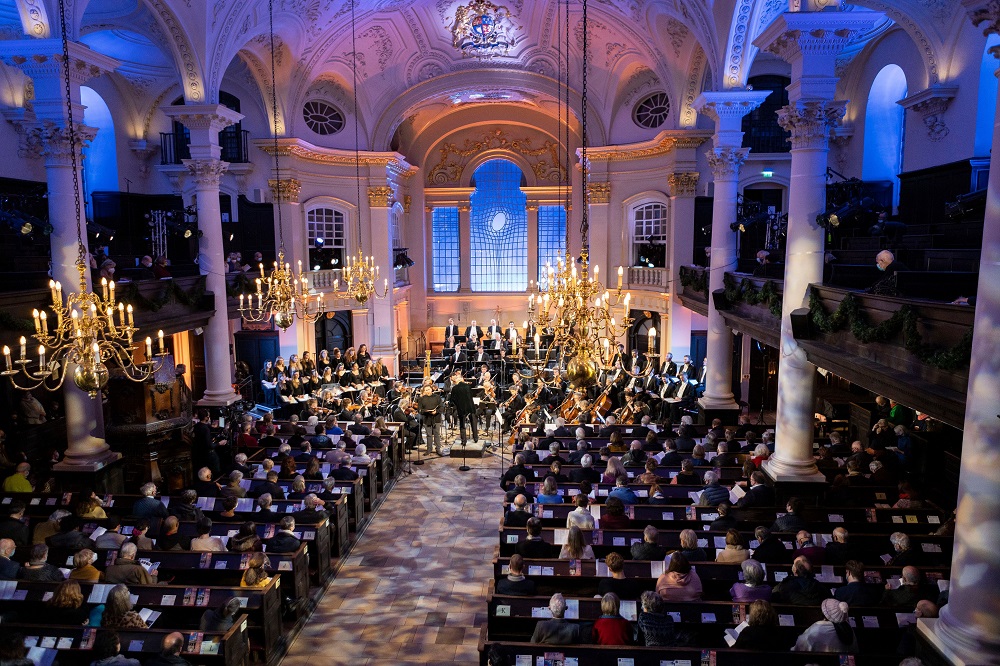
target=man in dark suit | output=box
[668,374,696,422]
[676,355,696,379]
[597,415,619,438]
[0,539,20,579]
[736,471,776,507]
[551,418,573,438]
[347,415,370,436]
[569,454,601,484]
[506,321,519,344]
[444,317,460,342]
[450,372,478,445]
[504,495,532,526]
[486,319,502,340]
[448,345,467,373]
[624,349,643,373]
[516,518,557,558]
[530,593,582,645]
[825,527,859,565]
[0,502,29,547]
[254,494,280,522]
[266,517,301,552]
[834,560,881,605]
[294,442,314,463]
[252,471,286,500]
[464,320,483,343]
[501,454,532,491]
[471,345,490,367]
[881,566,934,609]
[660,439,684,466]
[751,526,790,564]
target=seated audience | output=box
[716,528,750,564]
[495,554,536,596]
[793,598,858,653]
[591,592,633,645]
[656,552,702,601]
[635,590,677,646]
[730,559,771,602]
[631,525,666,561]
[530,593,581,645]
[558,525,594,560]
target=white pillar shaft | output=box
[767,116,834,482]
[367,204,397,375]
[527,206,539,287]
[458,205,471,292]
[932,59,1000,661]
[703,171,740,407]
[191,169,238,404]
[45,156,110,464]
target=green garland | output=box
[226,272,257,299]
[0,309,36,332]
[115,276,209,312]
[679,268,709,296]
[808,288,973,371]
[722,274,784,318]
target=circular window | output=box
[491,211,507,232]
[633,92,670,129]
[302,100,345,136]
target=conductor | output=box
[450,371,478,446]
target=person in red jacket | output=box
[592,592,634,645]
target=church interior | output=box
[0,0,995,664]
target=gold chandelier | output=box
[239,250,325,330]
[2,0,163,398]
[514,0,639,390]
[341,251,387,305]
[341,0,388,307]
[239,0,326,330]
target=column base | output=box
[921,611,1000,665]
[197,391,242,407]
[54,448,121,473]
[697,399,741,429]
[762,456,827,483]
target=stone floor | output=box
[282,444,507,665]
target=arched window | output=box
[742,75,791,153]
[470,159,528,292]
[432,207,460,292]
[632,202,668,267]
[537,205,566,277]
[975,34,1000,157]
[862,65,907,209]
[306,207,345,271]
[80,86,118,208]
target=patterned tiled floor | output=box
[282,448,506,665]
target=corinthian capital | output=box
[367,186,394,208]
[183,159,229,187]
[967,0,1000,57]
[667,172,700,197]
[269,178,302,204]
[586,182,611,204]
[24,120,97,164]
[776,100,847,150]
[706,147,749,181]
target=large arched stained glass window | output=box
[470,159,528,291]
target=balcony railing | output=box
[627,266,669,290]
[160,130,250,165]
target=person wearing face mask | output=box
[137,255,155,279]
[868,250,908,296]
[752,249,771,277]
[99,259,116,281]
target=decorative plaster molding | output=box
[23,121,96,165]
[403,195,412,213]
[269,178,302,204]
[898,86,958,142]
[966,0,1000,58]
[776,100,847,150]
[368,186,395,208]
[666,172,700,197]
[586,182,611,204]
[161,104,243,133]
[583,130,712,164]
[706,147,749,181]
[694,91,772,146]
[183,159,229,188]
[0,40,120,85]
[256,138,417,180]
[426,127,564,186]
[128,139,156,177]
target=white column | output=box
[586,182,612,291]
[367,186,398,375]
[754,10,879,482]
[0,41,121,469]
[920,4,1000,661]
[665,173,699,359]
[694,92,771,411]
[458,203,471,292]
[270,179,308,358]
[162,105,244,406]
[351,309,370,357]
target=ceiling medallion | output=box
[451,0,518,59]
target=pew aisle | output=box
[283,454,504,665]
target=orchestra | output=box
[253,327,704,454]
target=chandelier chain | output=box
[268,0,284,250]
[352,0,362,247]
[57,0,85,269]
[580,0,589,249]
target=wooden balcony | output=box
[677,265,708,317]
